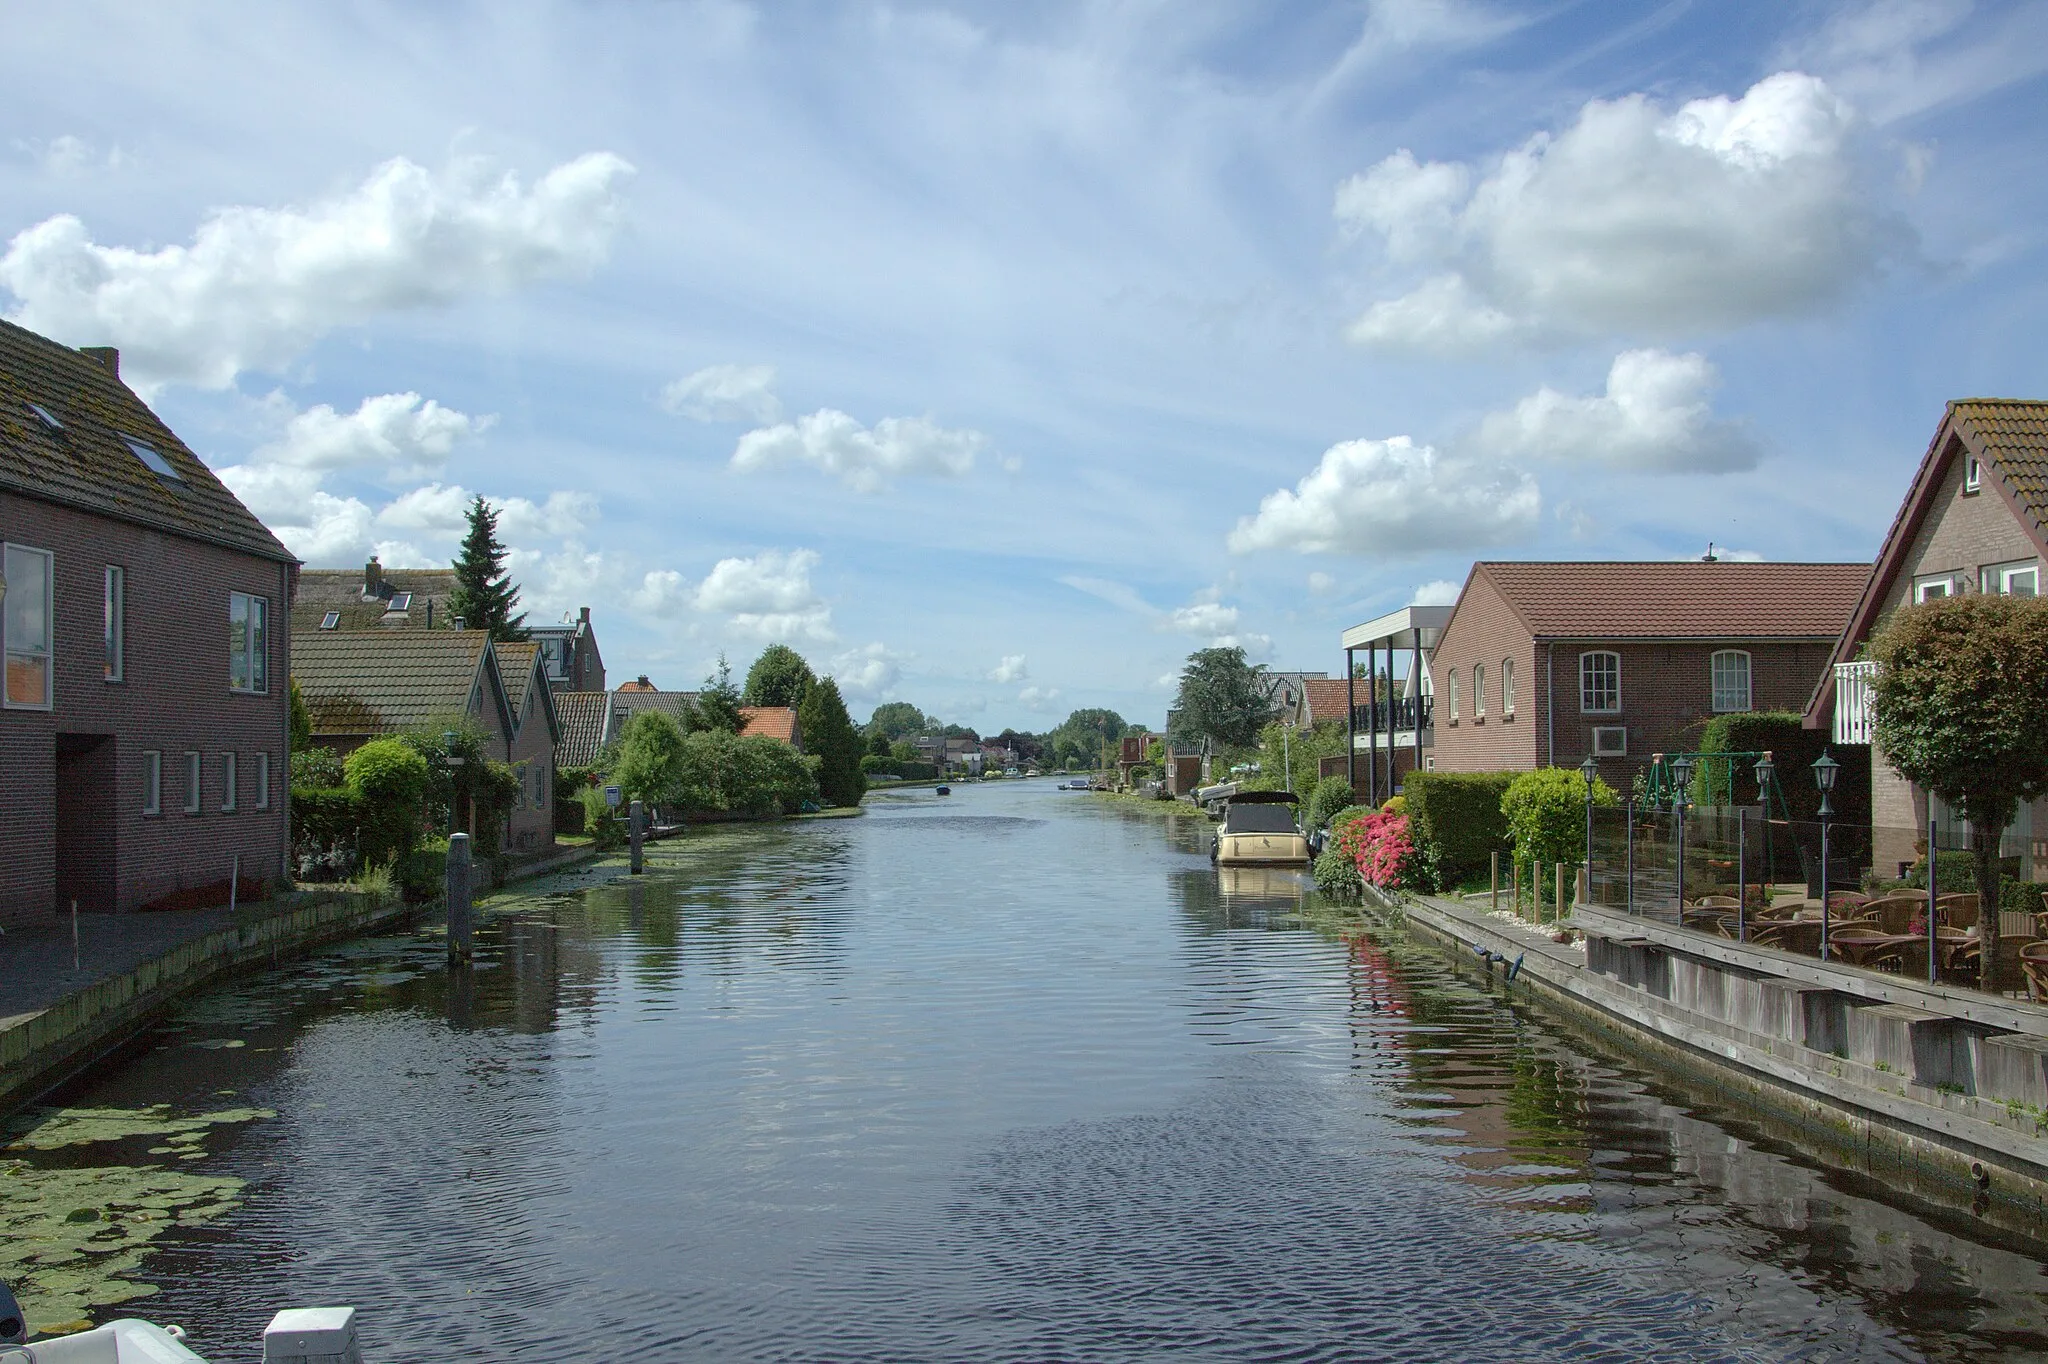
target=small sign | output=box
[604,785,623,810]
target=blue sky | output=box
[4,1,2044,732]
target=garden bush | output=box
[555,798,587,836]
[291,745,346,788]
[1302,776,1356,831]
[1692,711,1871,825]
[1312,807,1375,897]
[344,738,431,867]
[1904,849,2002,890]
[1349,811,1417,890]
[289,785,359,880]
[2001,880,2048,921]
[1403,771,1516,887]
[397,842,448,903]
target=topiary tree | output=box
[343,738,431,867]
[1501,767,1619,910]
[1870,594,2048,992]
[743,644,817,708]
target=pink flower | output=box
[1343,811,1415,890]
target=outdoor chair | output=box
[1696,895,1743,908]
[1937,895,1979,930]
[1829,926,1905,969]
[1864,897,1921,935]
[2021,942,2048,1005]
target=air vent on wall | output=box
[1591,726,1627,757]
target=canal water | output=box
[12,783,2048,1361]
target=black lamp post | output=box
[1580,754,1600,909]
[1672,754,1694,919]
[1813,750,1839,961]
[1754,751,1776,909]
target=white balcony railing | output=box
[1834,660,1876,745]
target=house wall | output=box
[1428,574,1541,773]
[0,490,291,925]
[504,676,556,852]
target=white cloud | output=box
[1411,579,1462,606]
[1338,73,1895,350]
[660,363,783,424]
[231,485,374,564]
[988,654,1029,684]
[1228,434,1538,556]
[500,490,600,540]
[1017,685,1062,710]
[1779,0,2048,125]
[1057,574,1153,616]
[1472,349,1759,473]
[1165,600,1239,637]
[256,392,492,472]
[1307,572,1337,595]
[731,409,989,492]
[374,482,474,534]
[0,151,634,390]
[693,548,835,642]
[831,643,907,698]
[16,134,130,177]
[632,569,695,620]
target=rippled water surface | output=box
[17,782,2048,1361]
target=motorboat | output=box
[935,785,952,795]
[1210,791,1311,867]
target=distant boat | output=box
[935,785,952,796]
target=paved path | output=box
[1,907,245,1020]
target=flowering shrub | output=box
[1352,812,1416,890]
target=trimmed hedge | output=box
[1403,770,1516,886]
[2003,880,2048,920]
[863,756,939,780]
[290,786,358,850]
[1693,711,1870,825]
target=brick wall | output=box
[504,673,556,852]
[1,491,291,924]
[1428,573,1541,773]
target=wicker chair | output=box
[2022,942,2048,1005]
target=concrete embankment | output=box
[1393,891,2048,1240]
[1,843,605,1118]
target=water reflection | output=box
[15,783,2048,1360]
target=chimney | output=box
[364,557,383,598]
[79,346,119,378]
[452,616,467,631]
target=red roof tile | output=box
[1302,677,1352,725]
[739,706,800,747]
[1472,561,1868,639]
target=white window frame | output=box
[1965,457,1982,493]
[1501,659,1515,715]
[1913,574,1956,603]
[1592,725,1628,757]
[1446,668,1460,721]
[1710,649,1753,713]
[104,565,124,682]
[184,751,202,815]
[1580,651,1621,715]
[320,611,340,630]
[1986,559,2040,598]
[220,751,238,812]
[229,592,269,694]
[254,752,271,810]
[143,751,162,816]
[1473,663,1486,718]
[3,542,54,710]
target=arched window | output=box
[1473,663,1486,717]
[1447,668,1460,720]
[1580,651,1621,714]
[1711,650,1752,713]
[1501,659,1516,715]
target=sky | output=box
[3,0,2045,733]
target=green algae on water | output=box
[4,1105,273,1152]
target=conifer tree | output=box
[799,675,867,807]
[697,654,745,733]
[446,495,527,641]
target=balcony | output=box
[1350,694,1433,738]
[1834,660,1875,745]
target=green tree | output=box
[799,676,868,807]
[744,644,817,708]
[343,738,432,866]
[1501,767,1619,909]
[1255,718,1349,795]
[697,653,745,733]
[446,495,527,641]
[614,710,692,807]
[870,731,893,757]
[1170,647,1274,751]
[289,677,312,752]
[1871,595,2048,991]
[866,701,930,741]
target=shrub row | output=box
[1402,770,1516,887]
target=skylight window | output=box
[321,611,341,630]
[123,437,182,481]
[28,402,61,431]
[386,592,413,612]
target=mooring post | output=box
[1555,861,1566,923]
[629,799,645,875]
[446,833,473,962]
[1491,851,1500,913]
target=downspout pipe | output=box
[1546,641,1555,769]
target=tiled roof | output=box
[0,321,293,563]
[740,706,800,747]
[554,691,611,768]
[291,630,493,736]
[611,689,698,734]
[292,566,459,632]
[1303,678,1353,725]
[617,675,659,692]
[1953,399,2048,533]
[1474,562,1869,639]
[497,641,541,716]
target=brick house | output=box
[528,608,605,693]
[1804,400,2048,878]
[1428,561,1867,787]
[291,629,555,852]
[1,325,295,923]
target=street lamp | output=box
[1580,754,1600,909]
[1813,750,1840,961]
[1671,755,1694,916]
[1754,751,1778,909]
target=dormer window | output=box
[320,611,341,630]
[123,437,182,481]
[1964,457,1982,494]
